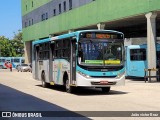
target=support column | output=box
[145,12,157,80]
[97,23,105,30]
[24,41,32,64]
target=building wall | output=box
[22,0,93,28]
[22,0,160,41]
[22,0,52,16]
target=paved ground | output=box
[0,69,160,120]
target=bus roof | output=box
[33,38,50,45]
[33,30,124,45]
[52,30,124,40]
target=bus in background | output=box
[32,30,125,93]
[125,44,160,77]
[0,57,25,69]
[0,57,6,69]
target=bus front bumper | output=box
[76,72,125,87]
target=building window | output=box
[32,19,34,25]
[59,4,61,14]
[41,14,45,21]
[69,0,72,10]
[29,20,31,26]
[63,1,66,12]
[46,13,48,20]
[25,22,27,27]
[26,5,27,11]
[41,14,43,21]
[53,9,56,16]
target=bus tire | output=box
[65,79,73,93]
[101,87,110,93]
[41,72,49,88]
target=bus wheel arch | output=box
[41,71,49,88]
[63,71,73,93]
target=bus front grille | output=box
[91,82,117,85]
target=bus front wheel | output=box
[101,87,110,93]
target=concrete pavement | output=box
[0,69,160,120]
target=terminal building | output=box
[22,0,160,70]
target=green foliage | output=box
[0,30,24,57]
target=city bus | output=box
[125,44,160,77]
[32,30,125,93]
[0,57,25,69]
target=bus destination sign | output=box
[80,32,123,39]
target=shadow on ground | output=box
[36,85,128,96]
[0,84,90,120]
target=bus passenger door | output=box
[49,43,54,83]
[70,38,77,85]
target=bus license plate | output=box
[100,81,108,84]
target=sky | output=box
[0,0,22,39]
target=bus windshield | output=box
[78,39,123,66]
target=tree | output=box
[11,30,24,57]
[0,30,24,57]
[0,36,11,57]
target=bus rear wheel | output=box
[101,87,110,93]
[65,79,73,93]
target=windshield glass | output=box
[78,39,123,66]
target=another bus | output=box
[0,57,25,69]
[32,30,125,93]
[125,44,160,77]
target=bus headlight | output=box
[116,72,125,79]
[86,75,91,78]
[78,71,91,78]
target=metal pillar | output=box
[145,12,157,80]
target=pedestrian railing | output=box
[144,68,160,83]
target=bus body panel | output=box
[125,44,160,77]
[125,45,147,77]
[32,30,125,92]
[37,60,50,82]
[126,61,147,77]
[53,59,70,85]
[76,72,125,87]
[76,66,125,86]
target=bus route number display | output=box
[86,33,119,39]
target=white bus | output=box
[32,30,125,93]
